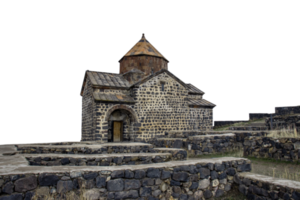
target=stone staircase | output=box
[2,138,300,199]
[15,142,187,167]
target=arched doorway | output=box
[105,105,139,142]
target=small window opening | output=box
[161,83,165,91]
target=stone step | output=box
[154,148,187,160]
[0,145,252,200]
[23,152,179,166]
[0,155,251,176]
[16,142,155,154]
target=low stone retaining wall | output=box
[236,172,300,200]
[265,114,300,131]
[153,138,188,149]
[243,136,300,162]
[0,158,251,200]
[154,148,187,160]
[276,105,300,116]
[17,144,155,154]
[249,113,273,120]
[187,134,241,156]
[146,132,269,156]
[25,153,178,167]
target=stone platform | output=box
[0,152,251,200]
[16,142,155,154]
[24,153,175,167]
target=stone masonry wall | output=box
[189,108,213,131]
[249,113,273,120]
[0,159,251,200]
[82,72,213,142]
[236,173,300,200]
[17,144,155,154]
[25,154,177,167]
[132,72,213,142]
[265,114,300,132]
[243,136,300,162]
[275,106,300,116]
[88,88,133,142]
[81,79,96,141]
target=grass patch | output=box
[214,119,265,131]
[248,156,300,165]
[267,127,300,138]
[190,149,244,159]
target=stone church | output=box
[80,34,216,142]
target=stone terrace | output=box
[2,129,300,199]
[16,142,155,154]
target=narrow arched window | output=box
[160,81,165,91]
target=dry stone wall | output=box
[147,131,270,156]
[236,172,300,200]
[0,159,251,200]
[265,114,300,132]
[187,134,241,156]
[244,136,300,162]
[249,113,273,120]
[25,154,176,167]
[17,144,155,155]
[275,106,300,116]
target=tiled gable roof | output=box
[87,71,131,88]
[187,98,216,108]
[186,83,204,95]
[93,92,135,104]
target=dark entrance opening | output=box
[112,121,123,142]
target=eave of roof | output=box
[93,92,135,104]
[187,98,216,108]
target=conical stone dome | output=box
[119,34,168,76]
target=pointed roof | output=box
[119,34,168,62]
